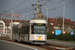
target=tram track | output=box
[0,37,75,50]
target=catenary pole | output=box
[36,0,39,18]
[10,10,13,40]
[63,2,65,33]
[46,8,48,23]
[26,14,28,21]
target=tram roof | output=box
[30,18,47,24]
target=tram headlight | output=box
[36,39,38,40]
[42,39,43,40]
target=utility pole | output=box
[10,10,13,40]
[62,2,65,33]
[1,15,2,21]
[6,18,7,36]
[20,16,21,22]
[26,14,28,21]
[46,8,48,23]
[27,0,49,19]
[36,0,39,18]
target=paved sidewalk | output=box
[46,40,75,48]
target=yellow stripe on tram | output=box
[38,37,41,40]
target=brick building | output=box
[48,18,75,34]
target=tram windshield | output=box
[34,26,46,34]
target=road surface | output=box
[47,40,75,47]
[0,40,37,50]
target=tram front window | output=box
[34,26,45,34]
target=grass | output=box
[48,39,75,43]
[67,41,75,43]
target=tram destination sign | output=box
[34,23,45,25]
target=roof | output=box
[64,19,72,26]
[71,21,75,26]
[0,19,27,26]
[30,19,47,24]
[1,18,75,27]
[48,18,75,27]
[48,18,57,26]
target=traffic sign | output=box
[1,29,4,34]
[55,30,61,35]
[52,31,54,34]
[63,31,66,34]
[71,31,74,35]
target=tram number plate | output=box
[38,37,41,40]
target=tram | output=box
[12,18,47,44]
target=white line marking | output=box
[0,40,38,50]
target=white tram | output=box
[12,18,47,44]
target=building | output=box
[0,18,75,36]
[48,18,75,34]
[0,19,27,36]
[0,20,5,36]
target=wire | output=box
[27,0,32,5]
[55,1,75,9]
[41,1,75,12]
[42,0,50,6]
[14,8,33,14]
[13,6,32,12]
[45,0,64,6]
[6,5,32,14]
[7,0,26,11]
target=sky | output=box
[0,0,75,21]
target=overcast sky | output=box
[0,0,75,21]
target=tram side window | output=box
[22,26,29,34]
[18,28,22,34]
[22,26,23,34]
[31,26,33,34]
[14,28,15,33]
[17,27,19,34]
[22,26,25,34]
[24,26,27,34]
[15,27,18,33]
[15,27,17,33]
[21,27,22,34]
[13,27,14,33]
[14,27,16,33]
[23,27,24,34]
[26,26,29,34]
[15,27,16,33]
[13,27,16,33]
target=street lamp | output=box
[46,8,56,23]
[62,2,65,33]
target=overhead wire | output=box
[14,7,32,11]
[5,0,54,14]
[55,1,75,9]
[41,1,75,13]
[1,0,75,17]
[27,0,32,5]
[42,0,50,6]
[7,0,26,11]
[44,0,64,6]
[42,0,75,10]
[14,8,33,14]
